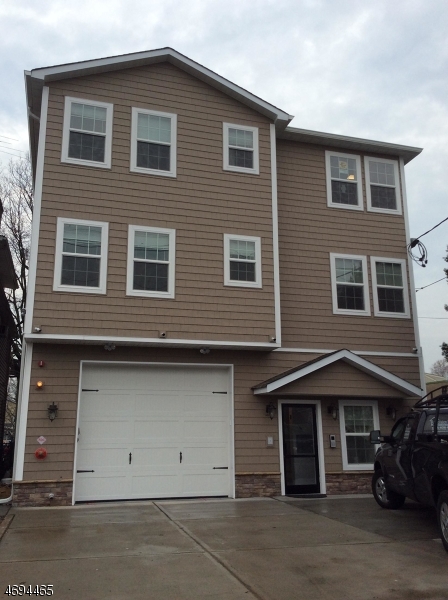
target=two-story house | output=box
[14,48,423,506]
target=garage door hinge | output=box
[82,389,99,392]
[213,391,227,394]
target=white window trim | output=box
[223,123,259,175]
[126,225,176,299]
[224,234,262,288]
[370,257,410,319]
[330,253,370,316]
[325,151,363,211]
[53,217,109,294]
[339,399,379,471]
[130,107,177,178]
[364,156,402,215]
[61,96,113,169]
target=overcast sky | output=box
[0,0,446,370]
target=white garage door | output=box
[74,364,232,502]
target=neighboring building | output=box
[425,373,448,395]
[15,48,424,506]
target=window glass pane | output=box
[369,160,395,186]
[229,240,256,260]
[63,224,101,255]
[136,141,170,171]
[61,255,100,287]
[230,261,256,282]
[330,155,357,181]
[228,128,253,149]
[70,103,106,134]
[346,436,375,464]
[377,288,405,313]
[133,262,168,292]
[229,148,253,169]
[68,131,105,162]
[336,285,364,311]
[134,232,169,261]
[335,258,363,283]
[344,406,374,433]
[331,181,358,205]
[376,262,403,287]
[371,186,397,210]
[137,114,171,144]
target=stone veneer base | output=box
[325,472,372,495]
[13,480,73,507]
[235,472,281,498]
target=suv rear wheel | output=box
[437,490,448,552]
[372,469,405,509]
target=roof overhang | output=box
[278,127,422,165]
[252,349,422,397]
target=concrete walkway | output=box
[0,496,446,599]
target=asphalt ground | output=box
[0,495,446,600]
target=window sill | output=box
[53,285,107,295]
[130,166,176,178]
[61,157,111,170]
[126,290,175,299]
[223,165,259,176]
[328,202,364,211]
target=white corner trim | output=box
[254,349,422,396]
[24,86,49,335]
[13,342,33,481]
[270,124,281,345]
[400,157,426,394]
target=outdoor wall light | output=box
[386,406,397,420]
[266,403,276,420]
[327,405,339,420]
[47,402,58,422]
[36,380,44,390]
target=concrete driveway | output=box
[0,495,446,600]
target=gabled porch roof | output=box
[252,349,422,398]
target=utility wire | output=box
[413,217,448,241]
[408,216,448,268]
[415,277,446,292]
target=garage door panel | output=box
[75,364,231,502]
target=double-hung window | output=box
[339,400,379,470]
[61,97,113,168]
[371,257,410,318]
[325,152,362,209]
[365,157,402,214]
[53,218,108,294]
[130,108,177,177]
[224,234,262,288]
[127,225,176,298]
[330,253,370,315]
[223,124,259,174]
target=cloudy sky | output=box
[0,0,446,370]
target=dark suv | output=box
[370,386,448,553]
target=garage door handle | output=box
[77,470,95,473]
[180,452,182,464]
[213,467,228,470]
[129,453,132,464]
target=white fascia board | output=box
[254,349,422,396]
[23,333,279,351]
[29,48,291,125]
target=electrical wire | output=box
[408,238,428,267]
[415,277,446,292]
[413,217,448,241]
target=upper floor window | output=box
[365,157,402,214]
[61,97,113,169]
[53,217,108,294]
[224,234,262,288]
[339,400,379,470]
[371,257,410,318]
[223,124,259,175]
[325,152,363,210]
[130,108,177,177]
[126,225,176,298]
[330,253,370,316]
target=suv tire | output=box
[437,490,448,553]
[372,469,405,509]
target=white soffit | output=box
[253,349,422,397]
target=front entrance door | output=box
[282,404,320,494]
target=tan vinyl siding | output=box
[32,62,275,342]
[277,139,416,353]
[23,344,420,480]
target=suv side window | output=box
[390,418,407,443]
